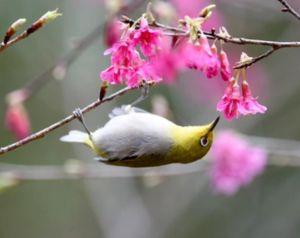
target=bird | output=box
[60,105,219,167]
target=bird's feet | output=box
[72,108,92,137]
[130,81,150,107]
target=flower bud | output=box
[5,103,31,140]
[39,9,62,25]
[220,50,231,81]
[199,4,216,18]
[11,18,27,31]
[27,9,62,35]
[3,18,27,44]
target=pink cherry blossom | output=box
[217,79,243,120]
[131,18,162,56]
[181,36,220,79]
[5,104,31,140]
[149,38,184,82]
[124,63,162,88]
[101,18,163,88]
[210,130,267,195]
[203,44,220,79]
[240,81,267,115]
[219,50,231,81]
[137,62,162,84]
[104,41,141,67]
[100,66,123,85]
[181,41,204,70]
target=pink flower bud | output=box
[199,34,212,56]
[5,104,31,140]
[219,50,231,81]
[203,44,220,78]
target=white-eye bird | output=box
[60,106,219,167]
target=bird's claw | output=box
[72,108,92,137]
[73,108,83,121]
[130,82,150,107]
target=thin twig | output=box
[277,0,300,21]
[207,31,300,48]
[0,31,30,52]
[234,47,277,69]
[124,16,300,48]
[0,86,132,155]
[0,9,62,53]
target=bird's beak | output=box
[208,116,220,132]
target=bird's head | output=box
[198,116,220,148]
[170,116,220,163]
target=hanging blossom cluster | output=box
[217,53,267,120]
[100,17,163,88]
[100,5,267,120]
[210,130,267,195]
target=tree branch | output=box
[122,17,300,69]
[124,17,300,48]
[207,31,300,48]
[277,0,300,21]
[0,30,31,52]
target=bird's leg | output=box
[130,82,149,107]
[72,108,92,140]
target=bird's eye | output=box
[199,136,209,147]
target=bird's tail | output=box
[60,130,88,143]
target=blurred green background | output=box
[1,0,300,237]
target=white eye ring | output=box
[200,136,209,147]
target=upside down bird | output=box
[60,105,219,168]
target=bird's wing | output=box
[92,112,175,160]
[108,105,149,119]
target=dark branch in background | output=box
[22,22,104,98]
[1,134,300,181]
[0,161,207,181]
[6,0,146,102]
[277,0,300,21]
